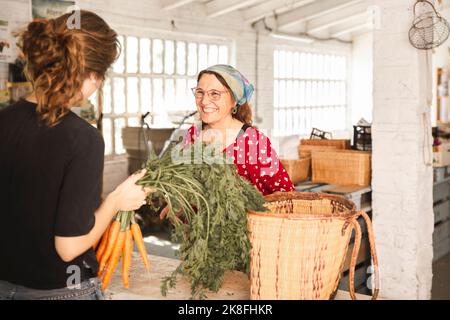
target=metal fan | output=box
[409,0,450,50]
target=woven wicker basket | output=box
[280,158,311,185]
[298,139,350,158]
[248,192,379,300]
[301,139,351,149]
[312,150,371,186]
[298,145,339,159]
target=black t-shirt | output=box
[0,99,104,290]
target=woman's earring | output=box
[232,106,238,115]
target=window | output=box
[99,35,229,157]
[273,49,348,137]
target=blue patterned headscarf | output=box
[204,64,254,107]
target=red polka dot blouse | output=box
[185,124,294,196]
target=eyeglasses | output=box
[191,87,229,101]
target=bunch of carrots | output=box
[93,211,150,290]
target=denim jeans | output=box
[0,278,105,300]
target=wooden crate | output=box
[280,158,311,185]
[434,200,450,224]
[298,138,349,159]
[312,150,372,186]
[300,139,351,149]
[298,144,339,158]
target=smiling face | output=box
[195,73,236,127]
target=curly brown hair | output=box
[17,10,120,126]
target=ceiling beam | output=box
[206,0,262,18]
[277,0,362,31]
[329,16,370,38]
[243,0,316,23]
[306,1,370,33]
[161,0,196,11]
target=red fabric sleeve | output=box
[227,128,294,195]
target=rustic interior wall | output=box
[371,0,434,299]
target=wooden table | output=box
[106,253,373,300]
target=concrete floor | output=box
[141,230,450,300]
[432,253,450,300]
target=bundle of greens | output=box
[136,142,267,299]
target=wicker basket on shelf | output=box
[312,150,371,186]
[247,192,379,300]
[301,139,351,149]
[280,158,311,185]
[298,139,350,158]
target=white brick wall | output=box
[371,0,434,299]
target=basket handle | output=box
[348,217,362,300]
[358,210,380,300]
[413,0,441,19]
[348,211,380,300]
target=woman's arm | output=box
[55,170,152,262]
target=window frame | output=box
[273,44,352,137]
[98,30,232,160]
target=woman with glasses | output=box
[187,64,294,195]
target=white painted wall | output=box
[351,32,373,125]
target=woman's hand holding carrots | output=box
[95,211,150,290]
[111,169,156,212]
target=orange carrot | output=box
[95,224,110,261]
[131,221,150,271]
[122,229,133,288]
[102,230,126,290]
[98,219,121,277]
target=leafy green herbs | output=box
[136,143,266,299]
